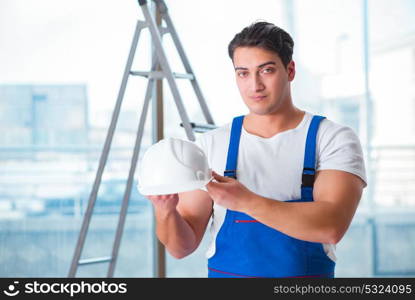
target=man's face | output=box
[232,46,295,116]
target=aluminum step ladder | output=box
[68,0,216,278]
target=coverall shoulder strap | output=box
[224,115,244,179]
[301,115,326,201]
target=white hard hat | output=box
[137,137,212,195]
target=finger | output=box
[206,180,227,192]
[212,171,233,183]
[206,180,218,191]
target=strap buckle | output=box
[224,170,237,179]
[301,167,315,188]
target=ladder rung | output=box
[159,26,169,35]
[78,256,112,266]
[180,122,217,133]
[130,71,194,80]
[172,72,194,80]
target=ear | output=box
[287,60,295,81]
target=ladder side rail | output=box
[141,1,195,141]
[157,0,214,125]
[107,77,156,277]
[68,20,145,278]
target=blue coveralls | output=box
[207,115,335,278]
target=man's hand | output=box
[146,193,179,215]
[145,190,213,259]
[206,171,256,212]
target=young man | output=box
[146,22,366,278]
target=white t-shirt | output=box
[196,111,367,262]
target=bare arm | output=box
[246,170,364,243]
[207,170,364,244]
[147,189,213,259]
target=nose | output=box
[252,73,265,92]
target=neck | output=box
[244,103,304,138]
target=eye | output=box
[261,67,274,74]
[237,71,248,78]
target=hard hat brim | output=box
[137,176,213,196]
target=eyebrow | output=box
[234,61,276,71]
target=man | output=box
[146,22,366,278]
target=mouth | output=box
[250,95,267,101]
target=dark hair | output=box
[228,21,294,68]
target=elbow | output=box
[169,251,188,260]
[167,247,195,259]
[327,234,341,245]
[326,226,347,244]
